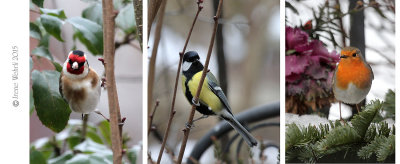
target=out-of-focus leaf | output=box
[39,34,50,47]
[98,120,111,146]
[67,136,81,150]
[127,146,139,164]
[32,46,53,61]
[64,154,109,164]
[48,152,74,164]
[40,8,67,19]
[53,62,63,72]
[115,5,136,34]
[32,70,71,133]
[67,17,103,55]
[32,0,44,8]
[30,90,35,115]
[74,139,112,154]
[82,3,103,26]
[40,15,64,42]
[87,131,104,144]
[30,147,47,164]
[30,22,42,39]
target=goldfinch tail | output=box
[221,110,258,147]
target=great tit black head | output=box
[182,51,203,75]
[183,51,200,63]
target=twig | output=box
[148,100,160,136]
[133,0,143,50]
[176,0,223,163]
[102,0,123,163]
[156,1,203,163]
[148,0,167,122]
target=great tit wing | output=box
[206,72,233,114]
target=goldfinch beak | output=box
[72,62,79,70]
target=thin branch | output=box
[102,0,123,163]
[81,114,89,142]
[148,0,167,122]
[148,0,163,39]
[133,0,143,50]
[148,100,160,136]
[176,0,223,163]
[156,1,203,163]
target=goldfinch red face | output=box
[66,50,87,75]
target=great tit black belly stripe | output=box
[184,77,216,115]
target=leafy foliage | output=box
[32,70,71,132]
[286,94,395,163]
[30,120,139,164]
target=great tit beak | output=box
[340,55,348,58]
[72,62,79,70]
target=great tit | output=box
[181,51,258,147]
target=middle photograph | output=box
[147,0,280,163]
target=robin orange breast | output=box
[332,46,374,121]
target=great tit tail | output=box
[220,110,258,147]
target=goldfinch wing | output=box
[206,72,233,114]
[59,72,68,103]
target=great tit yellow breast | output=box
[188,71,223,112]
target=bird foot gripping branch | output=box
[192,98,200,107]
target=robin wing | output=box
[206,72,233,115]
[332,66,338,87]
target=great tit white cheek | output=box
[72,62,79,69]
[182,61,192,71]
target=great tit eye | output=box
[352,53,357,57]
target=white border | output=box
[279,0,285,163]
[395,0,399,162]
[142,0,149,162]
[0,1,29,163]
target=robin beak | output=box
[340,55,348,58]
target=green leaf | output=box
[98,120,111,146]
[48,152,74,164]
[40,15,64,42]
[64,154,110,164]
[67,17,103,55]
[32,70,71,132]
[316,125,361,151]
[30,90,35,115]
[115,4,136,34]
[74,139,112,154]
[32,46,54,61]
[376,135,395,162]
[39,34,50,47]
[82,3,103,26]
[40,8,67,20]
[53,62,63,72]
[351,100,382,138]
[32,0,44,8]
[30,147,47,164]
[127,146,138,164]
[30,22,42,39]
[67,136,81,150]
[87,131,104,144]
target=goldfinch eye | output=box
[352,53,357,57]
[68,60,73,65]
[78,62,85,67]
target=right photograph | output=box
[285,0,395,163]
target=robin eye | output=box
[352,53,357,57]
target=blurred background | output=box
[29,0,142,162]
[148,0,280,163]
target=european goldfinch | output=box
[181,51,258,147]
[59,50,101,114]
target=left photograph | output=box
[29,0,142,163]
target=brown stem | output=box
[133,0,143,50]
[148,100,160,136]
[148,0,163,39]
[176,0,223,163]
[81,114,89,142]
[335,0,346,47]
[156,2,203,164]
[148,0,167,124]
[102,0,123,163]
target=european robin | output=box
[332,47,374,121]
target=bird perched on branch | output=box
[59,50,101,116]
[181,51,258,147]
[332,47,374,121]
